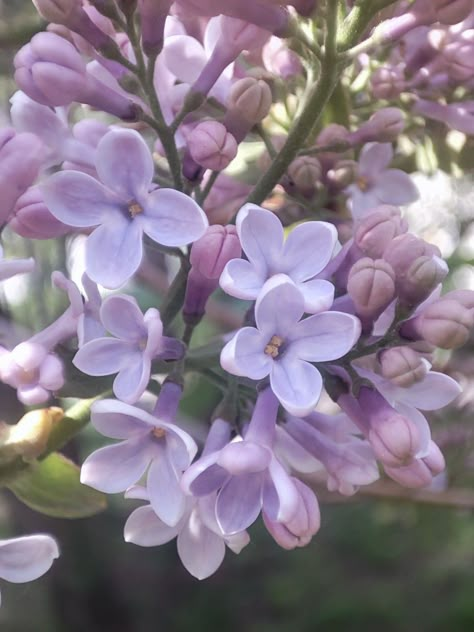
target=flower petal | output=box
[141,188,208,247]
[41,171,119,227]
[163,35,207,84]
[73,338,133,376]
[297,279,335,314]
[254,275,305,337]
[290,311,361,361]
[100,294,146,342]
[359,142,393,176]
[181,451,229,496]
[263,457,300,523]
[216,472,264,535]
[177,507,226,580]
[376,169,419,206]
[147,450,187,527]
[236,204,283,273]
[219,258,266,300]
[124,505,179,546]
[96,129,154,199]
[394,402,432,458]
[91,399,152,438]
[282,221,338,281]
[80,437,151,493]
[217,441,272,475]
[86,215,143,289]
[270,357,322,417]
[392,372,461,411]
[220,327,272,380]
[0,535,59,583]
[113,354,150,404]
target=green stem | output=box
[160,262,191,330]
[196,171,220,205]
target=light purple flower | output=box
[181,388,302,535]
[73,294,181,404]
[0,534,59,606]
[0,245,34,282]
[221,275,361,416]
[346,143,419,218]
[81,388,197,526]
[40,128,208,288]
[220,205,338,314]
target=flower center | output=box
[357,176,370,192]
[264,335,284,358]
[128,200,143,218]
[152,427,166,439]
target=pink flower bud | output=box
[33,0,78,23]
[348,108,405,145]
[399,255,448,305]
[385,440,445,488]
[358,387,422,468]
[287,156,322,196]
[371,65,406,100]
[204,174,252,225]
[263,478,320,550]
[443,32,474,81]
[379,347,427,387]
[432,0,473,24]
[10,186,72,240]
[316,123,350,147]
[190,225,241,280]
[354,205,408,258]
[138,0,173,54]
[402,298,474,349]
[326,159,358,190]
[262,36,302,78]
[442,289,474,311]
[383,233,440,278]
[347,258,396,316]
[227,77,272,124]
[187,121,238,172]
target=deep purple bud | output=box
[138,0,173,54]
[190,225,241,280]
[287,156,322,196]
[354,205,408,258]
[379,347,427,387]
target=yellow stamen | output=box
[357,176,370,192]
[152,427,166,439]
[264,335,284,358]
[129,201,143,218]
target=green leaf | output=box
[8,452,107,519]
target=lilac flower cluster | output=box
[0,0,473,600]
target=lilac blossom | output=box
[221,275,361,416]
[220,205,338,314]
[81,385,197,526]
[346,143,419,218]
[0,245,34,282]
[181,388,307,535]
[74,294,183,403]
[40,128,208,288]
[0,534,59,606]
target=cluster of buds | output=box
[0,0,472,600]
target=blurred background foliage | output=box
[0,2,473,631]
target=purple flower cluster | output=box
[0,0,473,599]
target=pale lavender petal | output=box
[0,257,35,282]
[41,171,119,227]
[164,426,198,470]
[219,258,266,300]
[275,426,323,474]
[96,129,154,199]
[297,279,335,314]
[349,188,381,218]
[0,535,59,583]
[100,294,146,342]
[216,472,264,535]
[163,35,207,84]
[236,204,283,273]
[270,357,322,417]
[113,354,150,404]
[143,309,165,358]
[393,372,461,410]
[177,508,226,580]
[254,275,305,337]
[290,311,361,361]
[358,142,393,176]
[17,385,49,406]
[147,451,187,527]
[80,437,151,493]
[263,457,300,523]
[282,221,337,281]
[73,338,133,376]
[376,169,419,205]
[216,441,272,475]
[86,215,143,289]
[141,188,208,247]
[38,354,64,390]
[91,399,152,438]
[124,505,179,546]
[180,452,228,496]
[220,327,272,380]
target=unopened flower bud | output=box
[347,258,396,318]
[432,0,473,25]
[400,255,448,305]
[379,347,427,387]
[263,478,320,550]
[383,234,440,283]
[190,225,241,280]
[401,298,474,349]
[187,121,238,172]
[371,65,406,100]
[326,159,358,190]
[33,0,77,22]
[385,440,445,488]
[0,407,64,462]
[10,186,71,240]
[227,77,272,124]
[348,108,405,144]
[287,156,322,196]
[443,34,474,82]
[354,205,408,258]
[358,387,422,467]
